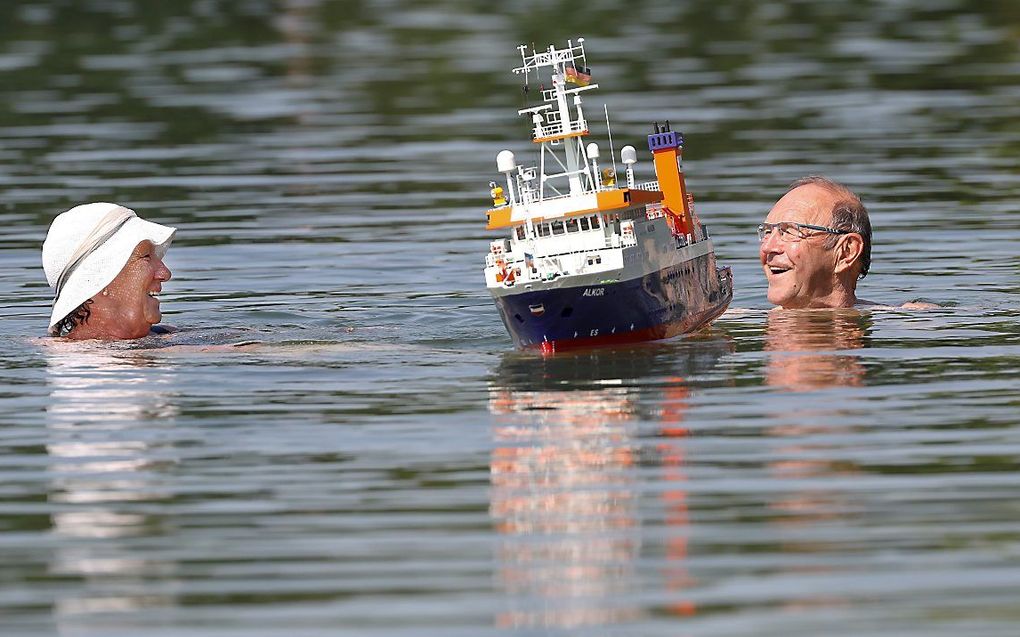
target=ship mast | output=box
[513,38,599,201]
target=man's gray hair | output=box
[786,175,872,278]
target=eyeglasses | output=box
[757,221,850,243]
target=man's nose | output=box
[760,229,783,255]
[155,259,172,282]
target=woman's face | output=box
[88,240,172,339]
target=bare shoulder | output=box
[143,340,264,353]
[856,298,940,310]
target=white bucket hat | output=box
[42,202,176,332]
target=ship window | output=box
[579,217,590,231]
[515,226,525,240]
[590,215,601,229]
[565,218,579,233]
[551,221,565,235]
[537,223,551,237]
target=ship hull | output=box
[492,251,732,353]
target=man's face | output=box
[760,184,840,309]
[90,240,172,338]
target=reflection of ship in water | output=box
[43,346,180,625]
[487,337,732,628]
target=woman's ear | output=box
[834,233,864,276]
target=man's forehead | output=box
[766,184,838,224]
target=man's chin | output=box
[766,286,790,308]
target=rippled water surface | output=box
[2,1,1020,635]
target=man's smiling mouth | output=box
[768,266,791,275]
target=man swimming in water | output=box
[759,176,934,309]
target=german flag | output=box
[565,65,591,86]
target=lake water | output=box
[2,1,1020,635]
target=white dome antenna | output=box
[621,145,637,165]
[495,150,518,206]
[621,145,637,188]
[496,150,516,173]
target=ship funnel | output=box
[647,128,693,235]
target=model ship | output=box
[483,38,732,353]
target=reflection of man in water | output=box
[43,203,175,340]
[765,310,866,391]
[760,176,938,309]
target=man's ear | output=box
[834,233,864,276]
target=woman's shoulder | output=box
[856,298,940,310]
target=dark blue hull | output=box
[492,253,732,352]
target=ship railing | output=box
[515,47,580,75]
[541,165,589,186]
[533,117,588,141]
[635,180,660,191]
[526,242,617,263]
[540,84,599,102]
[516,184,540,205]
[526,249,613,281]
[517,184,598,204]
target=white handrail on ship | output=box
[540,84,599,102]
[533,117,588,140]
